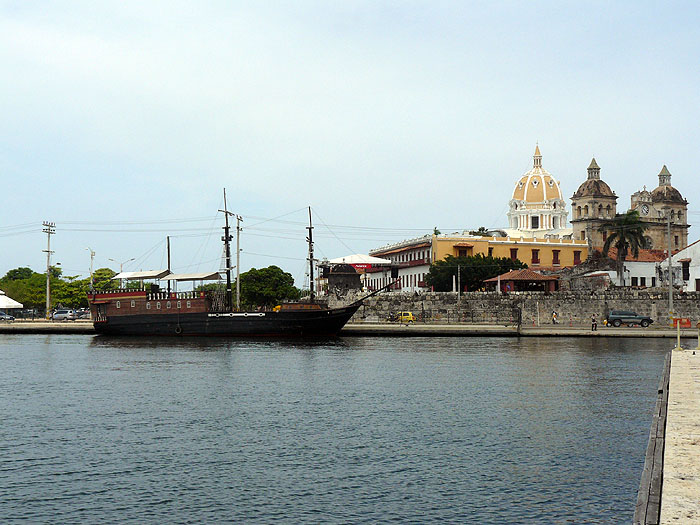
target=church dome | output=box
[651,185,685,203]
[511,146,563,202]
[650,165,685,203]
[572,157,616,199]
[572,179,615,198]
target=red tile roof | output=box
[485,269,558,282]
[606,248,668,262]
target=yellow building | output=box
[432,234,587,269]
[367,233,588,292]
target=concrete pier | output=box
[660,349,700,524]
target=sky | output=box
[1,1,699,286]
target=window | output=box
[510,248,518,261]
[631,277,638,286]
[131,300,135,308]
[177,301,182,309]
[116,301,121,309]
[682,261,690,281]
[146,302,151,310]
[602,231,607,242]
[573,251,581,265]
[584,205,589,216]
[488,247,493,257]
[552,250,560,265]
[166,301,171,309]
[640,277,646,287]
[531,249,540,264]
[581,231,586,240]
[156,302,161,310]
[652,277,656,287]
[674,235,679,247]
[531,216,539,229]
[459,249,467,257]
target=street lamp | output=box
[109,257,135,288]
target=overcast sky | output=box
[1,1,699,285]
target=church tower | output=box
[630,165,689,250]
[570,158,618,249]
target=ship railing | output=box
[146,291,203,301]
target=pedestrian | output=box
[552,311,558,324]
[591,314,597,331]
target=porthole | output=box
[116,301,121,309]
[177,301,182,309]
[187,301,191,308]
[146,302,151,310]
[166,301,171,309]
[131,300,135,308]
[157,302,161,310]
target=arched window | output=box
[584,205,589,217]
[606,205,611,217]
[577,206,582,218]
[598,205,603,217]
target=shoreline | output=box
[1,320,698,338]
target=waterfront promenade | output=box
[660,348,700,524]
[1,319,699,339]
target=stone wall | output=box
[330,290,700,326]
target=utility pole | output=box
[236,214,242,310]
[219,190,234,312]
[87,247,95,291]
[307,207,315,303]
[667,209,674,324]
[457,264,461,300]
[43,221,55,318]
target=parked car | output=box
[0,311,15,322]
[76,308,90,319]
[605,310,653,328]
[397,311,416,323]
[51,309,76,321]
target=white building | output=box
[367,235,432,292]
[505,145,573,239]
[665,239,700,291]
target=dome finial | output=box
[533,143,542,168]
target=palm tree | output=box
[599,210,648,286]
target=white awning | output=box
[329,254,392,265]
[113,270,171,280]
[0,290,23,309]
[161,272,222,281]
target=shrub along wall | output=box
[330,290,700,326]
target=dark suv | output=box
[605,310,653,328]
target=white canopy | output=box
[329,254,391,265]
[0,289,23,309]
[161,272,222,281]
[113,270,171,280]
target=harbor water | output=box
[0,335,669,523]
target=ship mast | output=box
[220,189,234,312]
[307,206,315,303]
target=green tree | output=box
[469,226,490,236]
[425,254,527,292]
[91,268,119,291]
[433,227,441,235]
[238,266,301,308]
[3,267,34,281]
[599,210,648,286]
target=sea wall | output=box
[330,290,700,325]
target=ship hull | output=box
[93,304,360,337]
